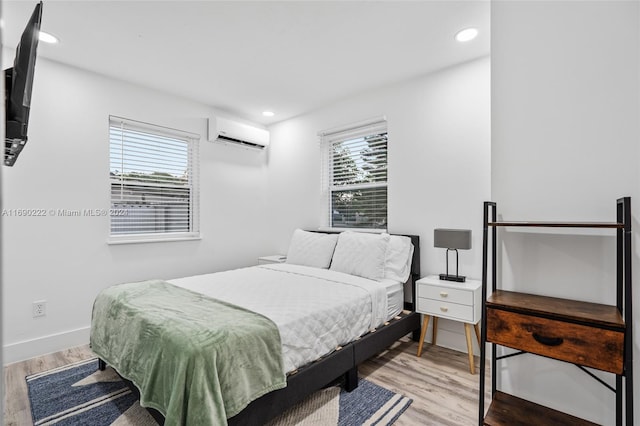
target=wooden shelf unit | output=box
[479,198,633,426]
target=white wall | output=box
[1,54,274,363]
[492,1,639,424]
[267,57,491,353]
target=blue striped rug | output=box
[27,358,412,425]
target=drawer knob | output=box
[440,306,449,312]
[532,333,563,347]
[440,292,448,297]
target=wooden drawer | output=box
[418,283,473,306]
[417,298,474,322]
[486,307,624,374]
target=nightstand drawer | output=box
[486,307,624,374]
[418,283,474,306]
[417,298,475,322]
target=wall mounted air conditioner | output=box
[207,116,270,150]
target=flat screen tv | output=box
[4,1,42,167]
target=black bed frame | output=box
[101,233,421,425]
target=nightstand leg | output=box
[464,323,475,374]
[417,315,431,357]
[473,322,481,346]
[432,317,438,346]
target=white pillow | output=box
[285,229,338,269]
[330,232,390,281]
[384,235,414,283]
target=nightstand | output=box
[258,255,287,265]
[416,275,482,374]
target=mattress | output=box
[168,263,404,373]
[380,279,404,320]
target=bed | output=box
[90,230,421,425]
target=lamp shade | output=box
[434,229,472,250]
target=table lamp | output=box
[434,228,471,282]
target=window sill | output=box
[107,233,202,245]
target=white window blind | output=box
[109,116,200,242]
[320,118,388,230]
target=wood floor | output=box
[4,337,490,425]
[359,337,491,426]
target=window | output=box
[320,118,388,230]
[109,116,200,242]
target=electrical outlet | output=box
[32,300,46,317]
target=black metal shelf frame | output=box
[478,197,633,426]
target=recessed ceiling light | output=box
[262,111,275,117]
[455,28,478,43]
[39,31,59,44]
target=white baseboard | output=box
[3,326,90,365]
[422,316,481,354]
[434,328,481,354]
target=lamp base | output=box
[439,274,466,283]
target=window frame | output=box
[107,116,200,245]
[320,117,388,232]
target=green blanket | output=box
[90,280,286,425]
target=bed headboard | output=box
[307,230,420,311]
[404,234,420,279]
[403,234,420,311]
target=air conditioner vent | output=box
[208,116,270,149]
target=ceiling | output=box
[2,1,490,125]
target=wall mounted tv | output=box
[4,1,43,167]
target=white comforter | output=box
[168,263,387,373]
